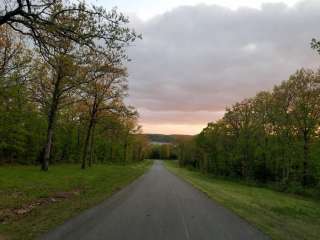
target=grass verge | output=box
[164,160,320,240]
[0,160,151,240]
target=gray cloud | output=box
[125,0,320,132]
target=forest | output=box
[0,0,149,170]
[178,66,320,195]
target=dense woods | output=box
[0,1,148,170]
[178,68,320,194]
[148,143,177,160]
[146,134,193,160]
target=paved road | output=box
[42,160,269,240]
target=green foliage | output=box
[178,69,320,194]
[147,144,178,160]
[0,2,147,168]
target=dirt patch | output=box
[0,234,7,240]
[0,189,80,224]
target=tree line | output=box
[147,143,177,160]
[0,0,149,170]
[146,135,194,160]
[178,67,320,193]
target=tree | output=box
[224,99,256,179]
[79,56,128,169]
[25,2,138,171]
[251,91,273,182]
[178,68,320,193]
[132,134,149,162]
[119,110,139,164]
[0,25,31,87]
[287,69,320,185]
[0,1,140,56]
[0,25,35,163]
[0,1,143,170]
[311,38,320,55]
[30,36,81,171]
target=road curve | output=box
[41,160,269,240]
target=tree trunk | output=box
[40,69,62,171]
[123,134,128,163]
[82,95,99,169]
[201,152,208,174]
[81,101,98,169]
[88,123,96,167]
[109,137,113,162]
[302,130,309,186]
[81,117,94,169]
[41,95,59,171]
[76,124,81,162]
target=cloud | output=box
[125,0,320,134]
[93,0,302,20]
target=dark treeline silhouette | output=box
[147,143,177,160]
[178,68,320,195]
[0,1,148,170]
[146,134,194,160]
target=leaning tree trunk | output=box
[41,88,60,171]
[81,118,93,169]
[81,102,97,169]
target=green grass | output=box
[0,161,151,240]
[165,161,320,240]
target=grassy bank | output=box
[0,161,151,240]
[165,161,320,240]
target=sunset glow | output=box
[93,0,320,135]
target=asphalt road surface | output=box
[41,160,269,240]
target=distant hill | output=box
[144,134,193,144]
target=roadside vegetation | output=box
[0,161,151,240]
[0,0,148,170]
[0,1,151,239]
[165,160,320,240]
[176,67,320,197]
[146,135,192,160]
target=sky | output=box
[92,0,302,20]
[90,0,320,135]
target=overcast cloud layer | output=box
[125,0,320,134]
